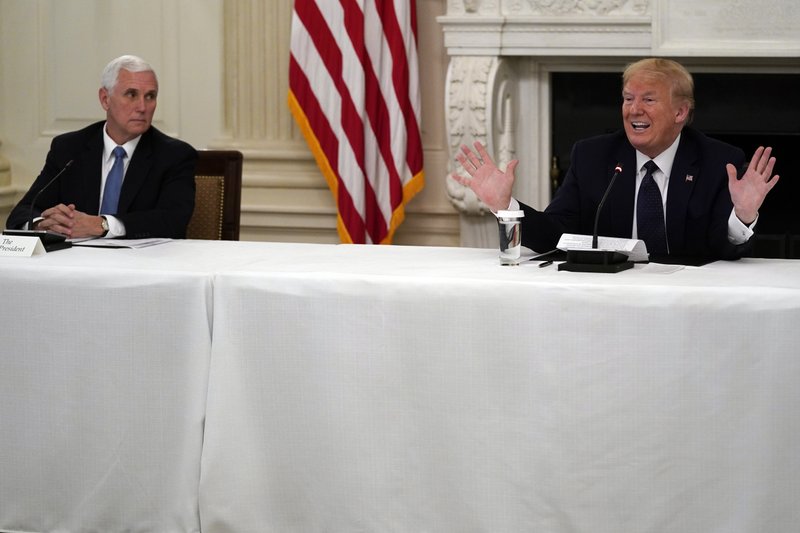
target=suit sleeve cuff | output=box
[26,217,44,230]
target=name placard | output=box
[0,235,46,257]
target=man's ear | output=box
[675,102,690,124]
[99,87,110,111]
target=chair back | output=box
[186,150,243,240]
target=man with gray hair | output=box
[6,54,196,239]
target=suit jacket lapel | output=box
[79,127,104,213]
[118,129,154,213]
[666,133,699,252]
[609,143,637,237]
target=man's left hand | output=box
[727,146,780,225]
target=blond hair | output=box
[623,58,695,124]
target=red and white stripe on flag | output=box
[288,0,424,244]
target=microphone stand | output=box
[558,164,634,273]
[2,160,74,252]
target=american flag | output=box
[288,0,425,244]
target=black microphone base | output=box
[2,229,72,252]
[42,240,73,252]
[557,249,634,273]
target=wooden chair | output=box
[186,150,243,240]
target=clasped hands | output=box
[34,203,105,238]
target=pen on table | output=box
[538,260,553,268]
[528,249,558,262]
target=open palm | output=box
[451,141,518,213]
[727,146,779,225]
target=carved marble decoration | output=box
[445,56,517,220]
[463,0,481,13]
[447,0,499,16]
[445,56,492,216]
[493,68,516,175]
[631,0,649,14]
[506,0,650,15]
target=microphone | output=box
[558,163,633,273]
[2,159,74,252]
[27,159,74,229]
[592,164,623,249]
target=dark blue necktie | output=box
[100,146,126,215]
[637,160,667,255]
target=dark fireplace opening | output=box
[551,71,800,258]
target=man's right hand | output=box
[451,141,518,213]
[36,204,106,238]
[35,203,76,235]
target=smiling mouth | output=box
[631,122,650,131]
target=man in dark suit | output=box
[453,58,780,261]
[6,55,196,239]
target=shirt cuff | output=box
[727,208,756,245]
[103,215,126,238]
[26,217,44,230]
[493,198,520,217]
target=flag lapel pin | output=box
[685,174,694,182]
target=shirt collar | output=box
[102,123,142,161]
[635,132,682,178]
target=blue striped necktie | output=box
[100,146,126,215]
[637,160,667,254]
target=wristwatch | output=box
[100,216,109,237]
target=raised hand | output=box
[727,146,780,225]
[451,141,518,213]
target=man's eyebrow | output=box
[622,90,657,96]
[121,87,158,94]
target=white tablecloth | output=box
[200,244,800,533]
[4,242,800,533]
[0,241,365,533]
[0,244,220,533]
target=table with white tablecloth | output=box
[0,243,229,533]
[3,241,800,533]
[0,241,396,533]
[200,244,800,533]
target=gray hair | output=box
[100,55,157,94]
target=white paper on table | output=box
[557,233,649,262]
[71,238,173,249]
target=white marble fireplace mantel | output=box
[439,0,800,247]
